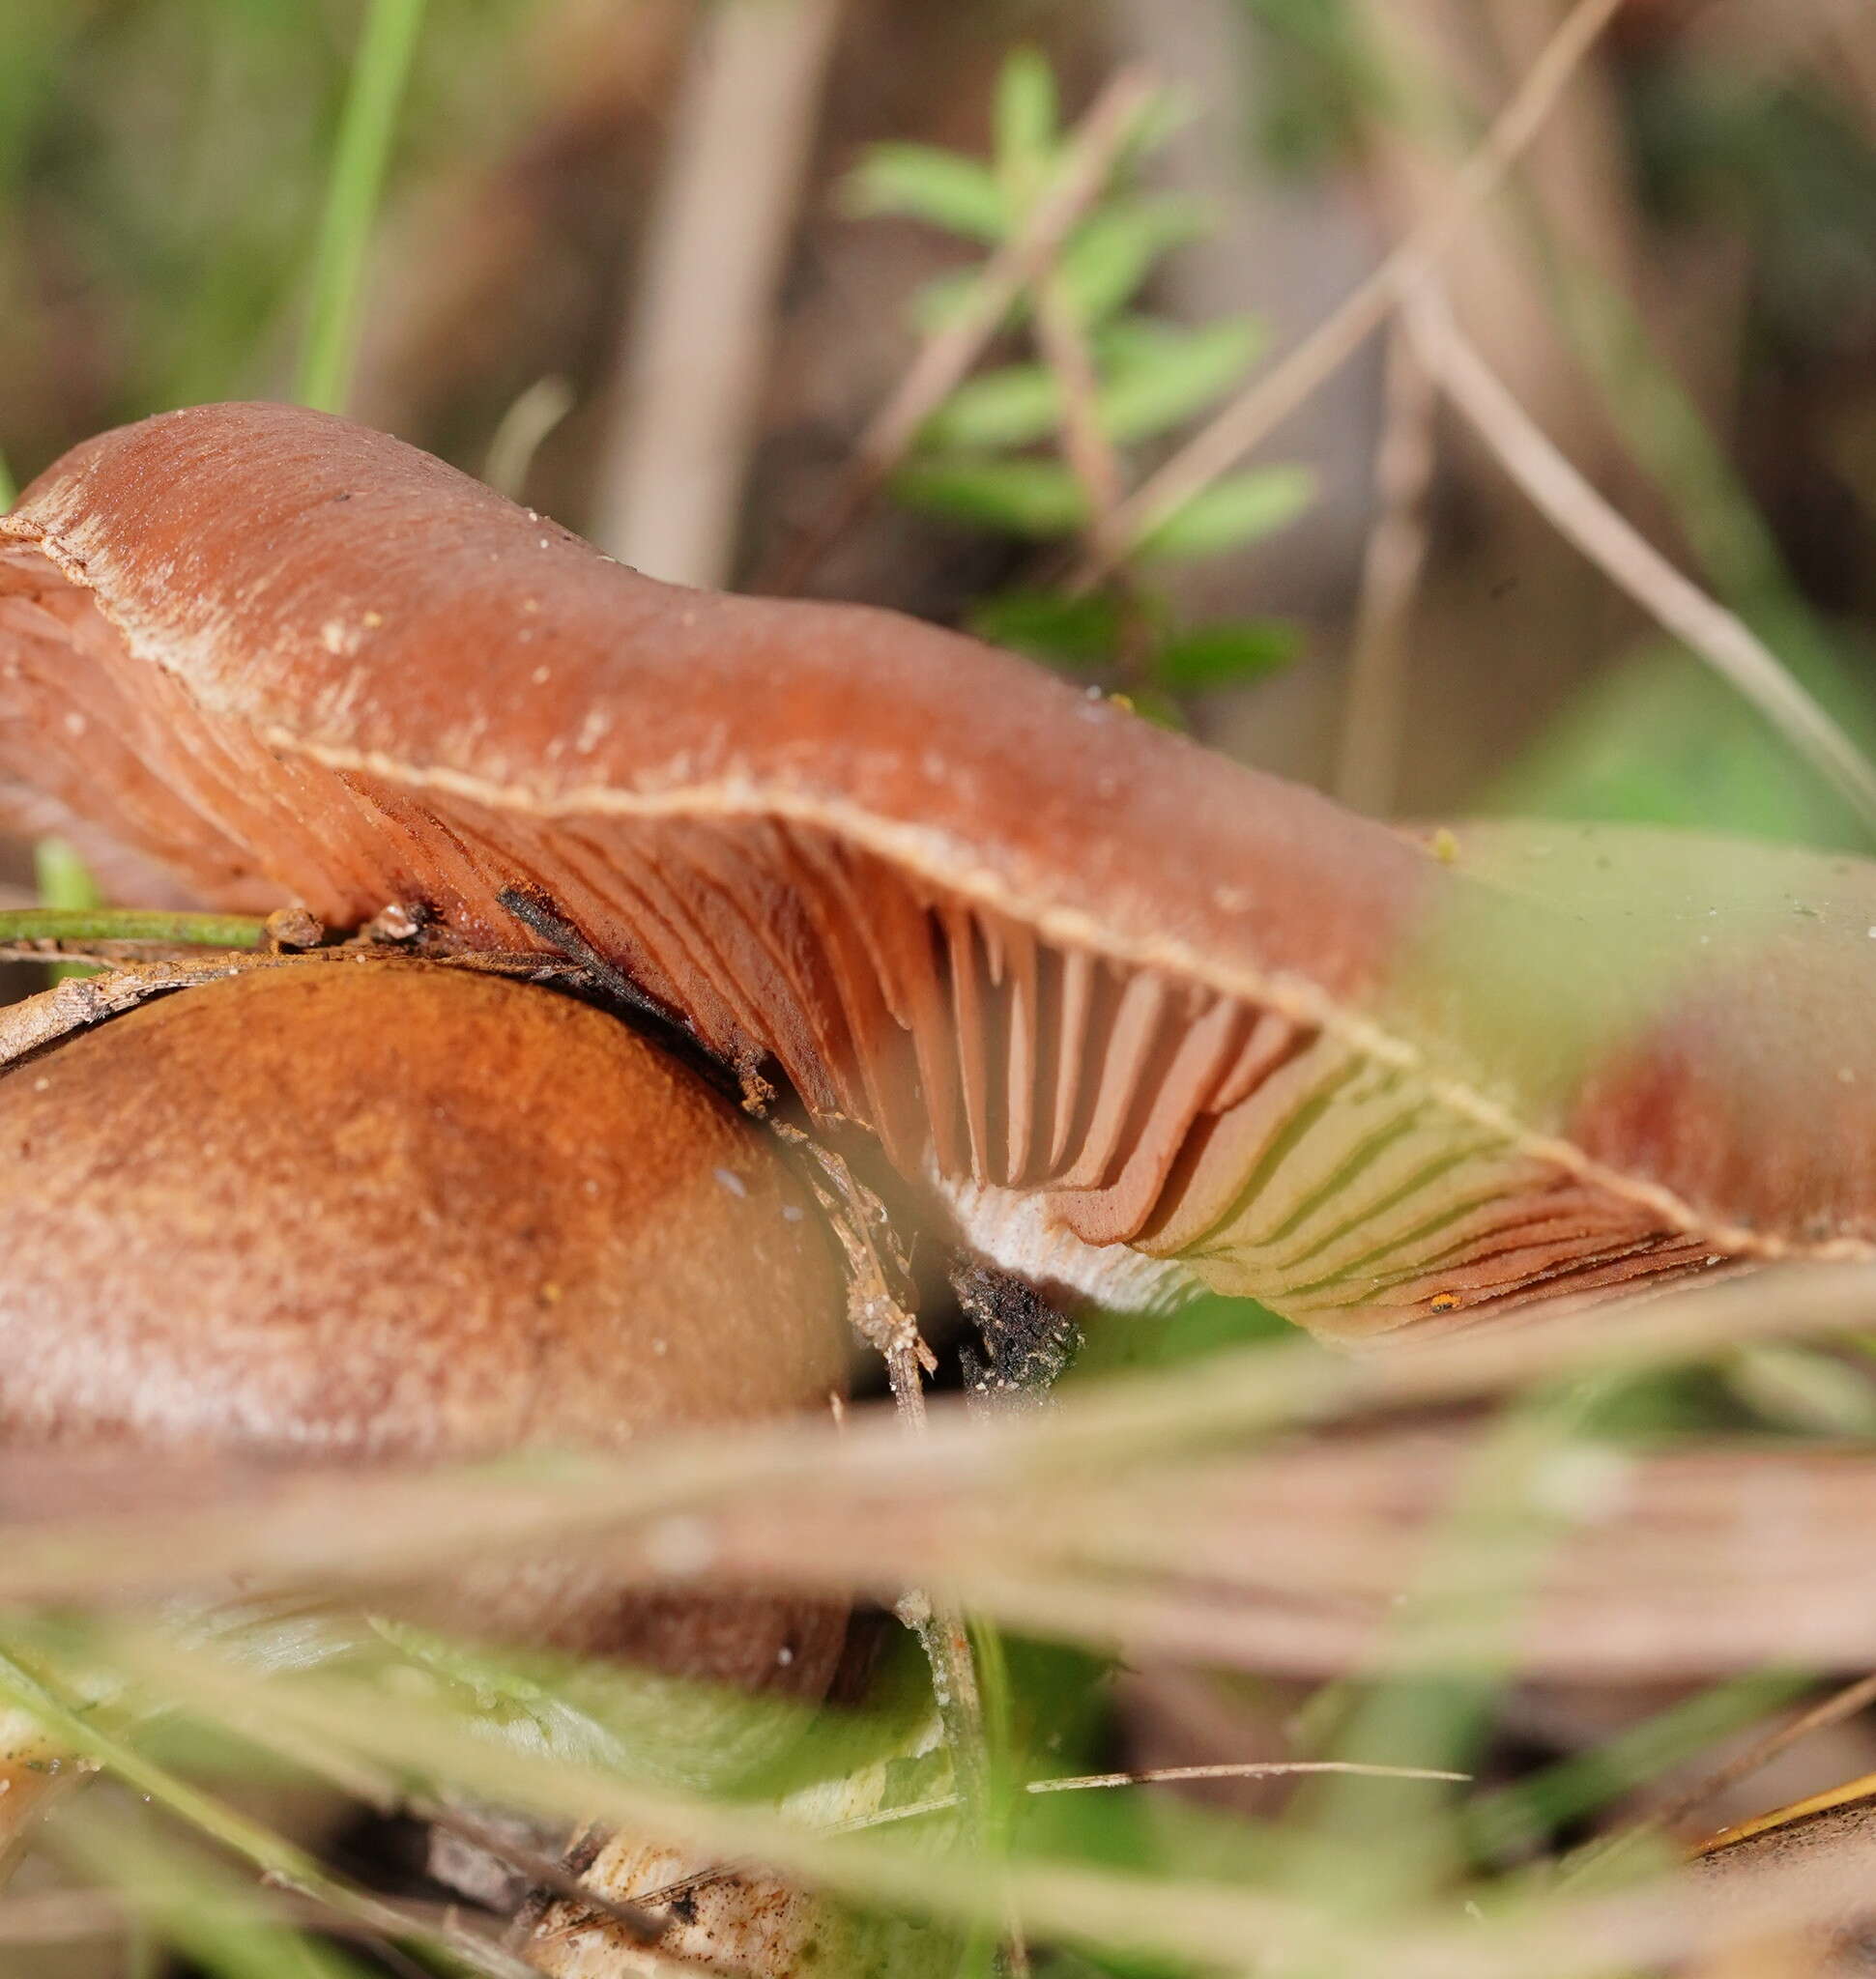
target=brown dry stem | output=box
[1073,0,1625,584]
[1400,275,1876,832]
[592,0,847,588]
[765,65,1159,594]
[0,943,586,1079]
[1333,318,1438,815]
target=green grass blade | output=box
[1463,1669,1810,1864]
[0,906,270,949]
[55,1799,373,1979]
[34,836,106,984]
[32,839,100,912]
[297,0,429,415]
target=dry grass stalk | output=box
[14,1302,1876,1683]
[1642,1668,1876,1844]
[1333,319,1439,814]
[1400,277,1876,832]
[1033,273,1126,544]
[831,1759,1471,1833]
[1073,0,1625,586]
[0,949,583,1076]
[591,0,846,587]
[675,1430,1876,1678]
[764,65,1159,594]
[2,1268,1876,1627]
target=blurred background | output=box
[7,0,1876,840]
[9,4,1876,1967]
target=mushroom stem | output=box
[763,1117,999,1840]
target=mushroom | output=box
[0,954,851,1691]
[5,401,1875,1337]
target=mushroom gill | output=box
[4,402,1873,1337]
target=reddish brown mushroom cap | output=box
[4,402,1874,1334]
[0,958,851,1685]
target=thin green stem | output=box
[297,0,429,415]
[0,446,15,511]
[0,908,270,949]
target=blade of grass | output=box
[1463,1670,1813,1863]
[78,1622,1409,1976]
[33,838,105,984]
[0,907,270,949]
[590,0,845,586]
[0,1646,528,1979]
[1568,1665,1876,1895]
[1289,1371,1632,1910]
[95,1622,1876,1979]
[1334,319,1436,815]
[298,0,429,416]
[965,1615,1026,1978]
[50,1802,377,1979]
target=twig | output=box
[592,0,847,587]
[495,886,699,1041]
[1033,279,1125,540]
[495,884,750,1107]
[1650,1670,1876,1845]
[1024,1758,1470,1794]
[0,945,584,1083]
[1333,319,1438,815]
[826,1760,1472,1836]
[1073,0,1625,585]
[764,65,1160,595]
[1400,277,1876,834]
[1031,264,1149,708]
[0,944,240,969]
